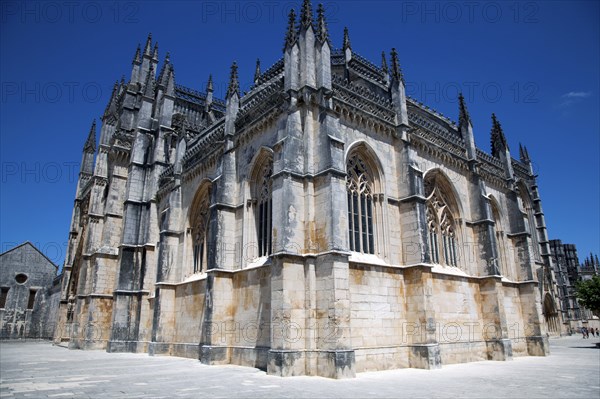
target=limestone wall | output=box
[172,279,207,358]
[431,273,487,364]
[502,284,528,355]
[230,266,271,368]
[349,263,409,372]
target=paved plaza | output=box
[1,336,598,398]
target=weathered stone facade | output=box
[0,242,61,339]
[55,0,557,378]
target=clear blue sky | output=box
[1,1,598,267]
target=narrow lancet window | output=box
[257,161,273,257]
[191,189,210,273]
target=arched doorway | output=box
[543,293,559,335]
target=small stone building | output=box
[0,242,60,339]
[55,0,561,378]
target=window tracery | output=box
[346,153,375,254]
[425,178,458,267]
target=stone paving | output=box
[1,336,599,398]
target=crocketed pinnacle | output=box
[519,143,530,162]
[227,61,240,99]
[144,63,155,97]
[158,52,171,86]
[381,51,388,73]
[103,81,120,117]
[316,3,329,44]
[152,42,159,61]
[84,120,96,153]
[390,48,404,84]
[458,93,472,130]
[143,33,152,56]
[490,113,508,156]
[132,44,141,64]
[206,74,214,92]
[343,27,351,51]
[283,9,297,51]
[254,58,261,84]
[299,0,314,31]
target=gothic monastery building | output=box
[55,0,562,378]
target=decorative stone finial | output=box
[284,9,298,51]
[153,42,159,61]
[206,74,214,92]
[132,44,141,65]
[316,3,329,44]
[143,33,152,56]
[343,27,351,51]
[381,51,388,73]
[227,61,240,99]
[254,59,261,84]
[390,48,404,84]
[299,0,314,31]
[490,113,508,156]
[458,93,472,130]
[144,63,155,97]
[84,120,96,152]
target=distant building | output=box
[549,240,599,332]
[579,253,599,281]
[0,242,61,339]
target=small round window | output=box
[15,273,28,284]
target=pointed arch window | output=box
[191,190,210,273]
[257,160,273,257]
[346,154,375,254]
[425,187,458,267]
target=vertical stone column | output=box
[199,270,234,365]
[397,138,440,368]
[313,253,354,378]
[519,281,549,355]
[468,175,513,360]
[479,277,512,360]
[267,257,308,376]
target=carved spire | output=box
[103,80,120,117]
[206,74,214,93]
[254,58,261,85]
[158,52,171,87]
[490,113,508,156]
[132,44,141,64]
[227,61,240,99]
[519,143,526,160]
[390,48,404,84]
[299,0,313,31]
[343,27,351,51]
[153,42,159,61]
[284,9,297,51]
[458,92,472,131]
[84,120,96,153]
[316,3,329,44]
[144,63,155,97]
[381,51,388,74]
[143,33,152,56]
[205,74,214,113]
[519,143,531,162]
